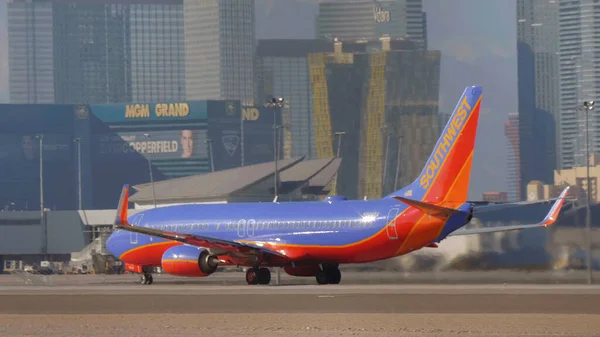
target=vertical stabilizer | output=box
[388,86,483,205]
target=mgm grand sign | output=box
[125,103,190,118]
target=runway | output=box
[1,284,600,314]
[1,275,600,336]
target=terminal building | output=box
[0,156,342,268]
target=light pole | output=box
[206,138,215,172]
[273,124,282,198]
[143,133,157,208]
[264,97,285,199]
[35,134,46,258]
[74,138,82,210]
[334,132,345,158]
[583,100,595,284]
[394,134,403,190]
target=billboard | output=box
[93,129,209,160]
[242,106,282,166]
[89,100,242,208]
[90,101,208,123]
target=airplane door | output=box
[386,208,399,240]
[129,213,144,244]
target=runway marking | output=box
[318,295,335,298]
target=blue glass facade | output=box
[0,100,270,210]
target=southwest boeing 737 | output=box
[106,86,571,285]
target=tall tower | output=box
[316,0,427,48]
[505,113,521,201]
[558,0,600,168]
[256,39,333,159]
[184,0,256,106]
[516,0,559,199]
[7,0,186,104]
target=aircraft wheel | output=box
[140,273,153,285]
[316,270,329,285]
[327,268,341,284]
[258,268,271,285]
[245,268,259,285]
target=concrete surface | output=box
[0,274,600,336]
[4,269,600,287]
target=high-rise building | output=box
[256,39,333,159]
[505,112,521,201]
[184,0,255,106]
[516,0,558,199]
[7,0,55,103]
[316,0,427,49]
[308,38,441,199]
[7,0,185,104]
[558,0,600,169]
[129,3,185,102]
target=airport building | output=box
[0,101,282,211]
[0,156,342,267]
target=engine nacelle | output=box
[161,245,219,277]
[283,265,321,277]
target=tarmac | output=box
[1,273,600,336]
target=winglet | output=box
[540,186,571,227]
[114,184,130,226]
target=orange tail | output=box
[389,86,483,206]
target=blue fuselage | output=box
[106,198,472,265]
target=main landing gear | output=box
[245,267,271,285]
[140,272,153,285]
[316,264,341,285]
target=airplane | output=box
[105,86,571,285]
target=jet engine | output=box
[161,245,219,277]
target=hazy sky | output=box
[423,0,517,199]
[0,0,517,198]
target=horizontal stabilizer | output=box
[392,196,459,218]
[449,186,571,236]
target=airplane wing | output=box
[113,185,290,260]
[449,186,571,236]
[470,195,576,214]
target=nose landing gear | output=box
[140,272,153,285]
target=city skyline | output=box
[0,0,517,200]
